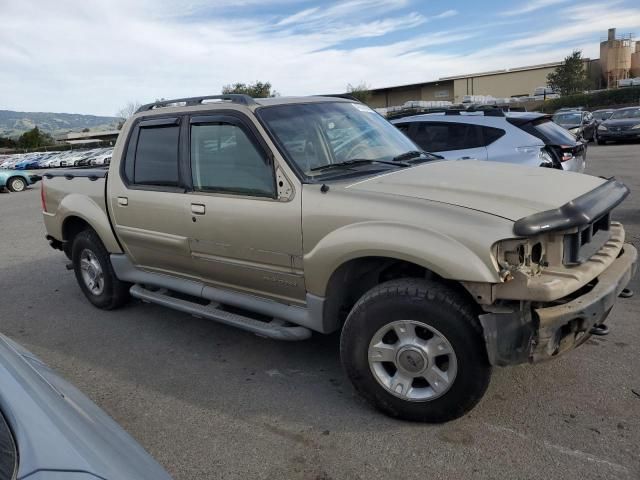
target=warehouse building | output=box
[368,60,601,109]
[367,27,636,109]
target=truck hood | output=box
[346,160,606,221]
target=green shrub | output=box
[542,87,640,113]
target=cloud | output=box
[433,10,458,19]
[0,0,639,116]
[501,0,569,16]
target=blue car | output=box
[0,334,173,479]
[13,158,42,170]
[0,169,39,192]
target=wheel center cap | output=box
[397,348,426,373]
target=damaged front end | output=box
[480,241,636,366]
[475,178,637,366]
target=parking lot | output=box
[1,143,639,480]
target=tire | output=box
[71,229,130,310]
[7,177,27,192]
[340,278,491,423]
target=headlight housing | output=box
[495,238,546,280]
[632,124,640,130]
[598,125,608,131]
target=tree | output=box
[222,81,278,98]
[547,51,589,96]
[346,82,372,105]
[0,136,17,149]
[17,127,54,149]
[116,101,142,120]
[82,128,90,132]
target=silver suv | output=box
[392,111,586,172]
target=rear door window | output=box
[125,120,181,187]
[409,122,483,152]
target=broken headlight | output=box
[495,238,546,280]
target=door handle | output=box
[191,203,206,215]
[458,156,472,160]
[117,197,128,206]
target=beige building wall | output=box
[452,67,557,101]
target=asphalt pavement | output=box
[1,143,639,480]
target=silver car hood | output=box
[0,334,172,480]
[347,160,606,221]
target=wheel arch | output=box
[57,193,123,256]
[321,255,482,333]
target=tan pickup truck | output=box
[41,95,637,422]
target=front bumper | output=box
[480,243,637,366]
[599,131,640,141]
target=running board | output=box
[130,285,312,341]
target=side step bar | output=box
[129,285,312,341]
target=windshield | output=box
[610,108,640,120]
[592,111,613,121]
[0,409,17,480]
[552,112,582,124]
[258,102,422,178]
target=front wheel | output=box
[340,278,491,422]
[72,229,130,310]
[7,177,27,192]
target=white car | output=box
[392,110,586,173]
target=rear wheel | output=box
[7,177,26,192]
[340,278,491,422]
[72,229,130,310]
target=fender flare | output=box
[304,221,499,297]
[58,193,123,254]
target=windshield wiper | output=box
[310,159,409,173]
[392,150,441,162]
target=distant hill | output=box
[0,110,121,138]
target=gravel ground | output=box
[1,142,639,480]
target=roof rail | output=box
[444,107,505,117]
[136,94,257,113]
[316,94,361,102]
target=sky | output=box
[1,0,640,116]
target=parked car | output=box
[591,109,615,142]
[0,333,173,479]
[0,169,39,192]
[552,110,596,141]
[596,106,640,144]
[40,94,636,423]
[392,110,586,172]
[90,150,113,166]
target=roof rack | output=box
[445,107,505,117]
[136,94,257,113]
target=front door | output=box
[184,113,305,305]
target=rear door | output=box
[108,116,197,279]
[407,121,488,160]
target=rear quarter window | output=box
[481,126,506,145]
